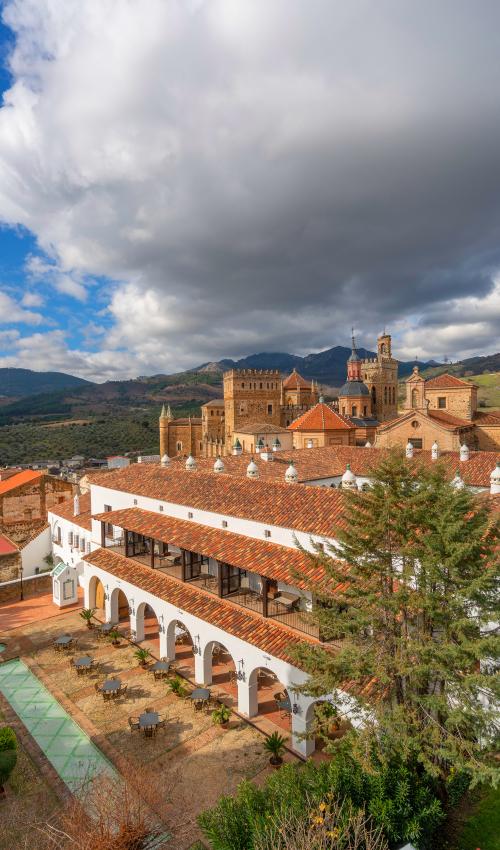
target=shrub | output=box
[198,745,445,850]
[168,675,187,697]
[263,732,287,763]
[0,726,17,752]
[212,705,231,726]
[0,749,17,787]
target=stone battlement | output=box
[224,369,281,378]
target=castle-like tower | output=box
[361,333,398,422]
[223,369,282,445]
[338,336,372,419]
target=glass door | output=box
[220,563,242,596]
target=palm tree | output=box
[79,608,96,629]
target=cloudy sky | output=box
[0,0,499,382]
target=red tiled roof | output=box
[282,370,312,390]
[49,493,92,530]
[167,445,499,488]
[289,402,355,432]
[0,533,19,555]
[425,373,474,389]
[473,410,500,426]
[89,466,346,536]
[83,547,318,663]
[92,507,337,590]
[427,409,474,430]
[17,523,49,549]
[0,470,42,496]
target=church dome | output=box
[246,458,259,479]
[338,380,369,397]
[285,462,298,484]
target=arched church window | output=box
[371,387,376,403]
[352,405,357,416]
[384,387,387,404]
[411,389,418,408]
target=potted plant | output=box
[167,675,187,698]
[79,608,96,630]
[108,628,121,647]
[263,731,286,767]
[133,647,151,668]
[211,704,231,729]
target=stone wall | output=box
[475,422,500,451]
[0,551,21,583]
[0,572,52,602]
[425,386,476,420]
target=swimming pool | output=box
[0,658,114,794]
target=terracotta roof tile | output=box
[289,402,355,432]
[168,445,499,488]
[0,533,19,555]
[89,466,346,536]
[427,409,474,429]
[0,470,42,496]
[425,373,474,389]
[83,547,318,663]
[473,410,500,425]
[282,370,312,390]
[92,507,337,590]
[49,493,92,531]
[18,522,49,549]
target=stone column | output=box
[194,648,212,686]
[291,711,315,758]
[129,612,143,642]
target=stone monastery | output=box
[47,432,499,758]
[159,331,500,458]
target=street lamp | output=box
[19,564,24,601]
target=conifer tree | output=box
[294,450,500,791]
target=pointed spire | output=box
[160,404,167,419]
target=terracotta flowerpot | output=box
[269,756,283,768]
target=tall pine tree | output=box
[294,450,499,790]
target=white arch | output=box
[198,638,238,687]
[135,599,162,643]
[109,584,131,625]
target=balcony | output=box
[105,528,321,640]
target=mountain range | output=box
[0,348,498,428]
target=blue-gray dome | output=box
[339,381,370,397]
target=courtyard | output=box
[0,599,301,848]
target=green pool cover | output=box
[0,658,114,794]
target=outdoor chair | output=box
[156,719,167,732]
[68,657,75,668]
[128,717,140,732]
[94,683,102,694]
[114,684,128,699]
[90,660,100,673]
[153,669,167,681]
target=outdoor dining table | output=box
[99,622,116,634]
[151,660,170,677]
[188,688,211,710]
[54,635,73,647]
[101,678,121,694]
[139,711,159,737]
[74,656,93,673]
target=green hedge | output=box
[0,726,17,787]
[198,746,444,850]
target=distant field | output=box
[463,371,500,409]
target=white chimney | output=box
[185,455,197,471]
[306,438,314,449]
[460,444,470,462]
[232,439,242,456]
[73,493,80,516]
[406,441,414,459]
[260,445,273,462]
[246,458,259,479]
[451,469,465,490]
[285,462,298,484]
[491,461,500,495]
[161,453,170,468]
[341,463,357,490]
[431,441,440,460]
[213,456,225,473]
[365,441,372,448]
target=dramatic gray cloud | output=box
[0,0,499,379]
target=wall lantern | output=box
[104,584,109,602]
[159,614,165,634]
[292,703,300,715]
[192,635,201,655]
[128,599,135,616]
[237,659,246,682]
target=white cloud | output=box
[0,0,499,377]
[0,290,43,324]
[21,291,44,307]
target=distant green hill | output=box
[0,368,93,398]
